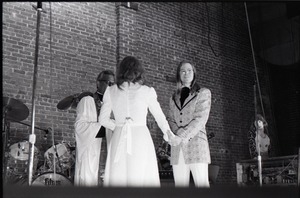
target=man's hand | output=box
[177,128,188,138]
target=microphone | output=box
[32,2,46,13]
[43,127,51,140]
[37,2,42,9]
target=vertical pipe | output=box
[28,2,43,185]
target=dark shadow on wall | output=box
[269,63,300,156]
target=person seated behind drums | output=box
[74,70,115,187]
[248,114,271,159]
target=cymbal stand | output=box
[28,2,43,186]
[9,118,49,135]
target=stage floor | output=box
[3,185,299,198]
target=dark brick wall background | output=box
[2,2,277,184]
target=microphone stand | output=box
[8,118,49,134]
[245,1,262,186]
[28,2,43,185]
[254,84,262,186]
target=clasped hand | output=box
[166,130,181,146]
[177,128,191,144]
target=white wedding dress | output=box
[99,82,171,187]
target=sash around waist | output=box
[113,119,145,163]
[115,122,146,127]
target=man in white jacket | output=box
[74,70,115,186]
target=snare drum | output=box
[32,172,73,186]
[8,141,39,175]
[44,143,73,172]
[9,141,39,161]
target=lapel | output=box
[173,91,198,111]
[182,92,197,109]
[173,94,181,111]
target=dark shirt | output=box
[95,92,106,138]
[180,87,190,106]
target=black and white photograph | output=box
[2,2,300,198]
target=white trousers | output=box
[172,149,210,187]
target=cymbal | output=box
[57,92,94,110]
[3,97,29,122]
[57,94,77,110]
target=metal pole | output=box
[244,1,263,186]
[254,84,262,186]
[28,2,43,185]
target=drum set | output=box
[3,96,76,186]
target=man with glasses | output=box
[74,70,115,186]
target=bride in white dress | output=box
[99,56,179,187]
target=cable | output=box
[179,4,188,58]
[205,2,219,57]
[244,3,266,119]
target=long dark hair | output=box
[116,56,145,89]
[175,60,199,94]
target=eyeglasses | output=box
[99,80,115,86]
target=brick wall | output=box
[3,2,275,184]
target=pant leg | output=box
[172,149,190,187]
[190,163,210,187]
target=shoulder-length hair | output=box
[116,56,145,89]
[175,60,199,95]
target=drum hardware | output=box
[26,1,45,185]
[2,97,30,184]
[57,92,94,110]
[8,119,51,140]
[57,93,80,110]
[2,96,30,153]
[9,141,40,161]
[32,172,72,186]
[44,126,75,184]
[5,140,40,185]
[245,2,267,186]
[44,143,74,175]
[3,97,30,122]
[5,132,75,186]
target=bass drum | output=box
[32,172,72,186]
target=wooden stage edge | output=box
[3,185,299,198]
